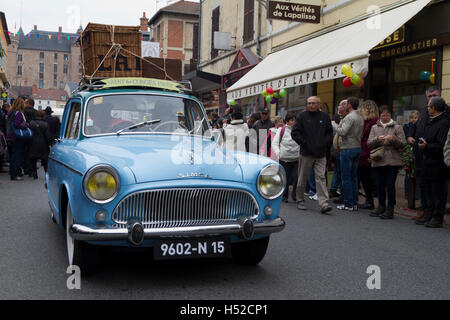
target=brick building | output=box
[6,25,82,90]
[148,0,199,75]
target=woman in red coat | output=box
[358,100,379,210]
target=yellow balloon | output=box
[342,64,353,77]
[429,73,436,84]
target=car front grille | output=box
[112,188,259,228]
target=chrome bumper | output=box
[70,217,285,243]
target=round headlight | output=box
[83,165,120,204]
[257,164,286,200]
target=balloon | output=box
[429,73,436,84]
[279,89,288,98]
[341,64,353,77]
[262,90,268,97]
[271,97,278,104]
[420,71,431,81]
[351,74,361,86]
[343,77,353,88]
[230,100,237,106]
[267,87,274,95]
[273,92,280,99]
[356,78,365,88]
[266,95,273,103]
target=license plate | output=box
[153,238,231,260]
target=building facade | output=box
[198,0,450,122]
[6,25,82,91]
[148,0,200,75]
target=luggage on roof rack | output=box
[76,77,192,94]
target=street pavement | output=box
[0,168,449,300]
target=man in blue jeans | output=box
[332,97,364,211]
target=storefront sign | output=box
[372,37,440,60]
[227,58,368,101]
[268,1,321,24]
[372,26,405,50]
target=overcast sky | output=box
[3,0,199,34]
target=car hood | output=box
[76,135,244,183]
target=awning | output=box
[183,70,222,94]
[227,0,431,101]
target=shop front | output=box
[227,0,434,120]
[364,0,450,124]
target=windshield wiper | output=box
[116,119,161,136]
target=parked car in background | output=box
[46,78,286,274]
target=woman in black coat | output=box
[29,110,51,179]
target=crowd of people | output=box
[1,87,449,228]
[218,85,450,228]
[0,96,60,181]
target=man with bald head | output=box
[291,96,333,214]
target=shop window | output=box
[392,50,438,124]
[394,51,437,83]
[334,79,364,114]
[277,84,317,117]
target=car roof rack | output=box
[75,77,193,94]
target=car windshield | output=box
[84,94,210,136]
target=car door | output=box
[47,98,82,222]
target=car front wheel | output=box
[231,236,270,265]
[66,203,99,275]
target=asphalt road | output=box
[0,168,449,300]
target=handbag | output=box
[370,146,385,162]
[11,121,33,140]
[333,134,342,152]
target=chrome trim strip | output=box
[48,157,83,176]
[70,217,286,241]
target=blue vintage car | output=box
[46,77,286,273]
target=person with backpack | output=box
[6,98,30,181]
[29,110,52,179]
[272,113,300,203]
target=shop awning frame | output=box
[227,0,431,101]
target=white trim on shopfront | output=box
[227,0,431,101]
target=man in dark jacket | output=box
[407,86,450,220]
[44,107,61,141]
[29,110,51,179]
[292,96,333,214]
[24,97,36,123]
[415,97,450,228]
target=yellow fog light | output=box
[83,165,120,203]
[257,164,286,200]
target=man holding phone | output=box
[415,97,450,228]
[407,86,450,220]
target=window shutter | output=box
[211,7,220,59]
[243,0,254,43]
